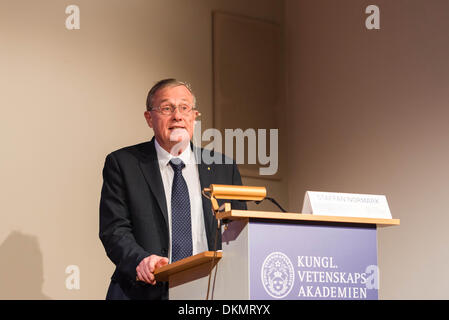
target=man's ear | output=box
[144,111,153,128]
[193,109,201,119]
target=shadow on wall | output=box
[0,231,50,299]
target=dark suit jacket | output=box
[99,137,247,300]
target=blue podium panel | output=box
[248,220,378,300]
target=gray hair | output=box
[146,78,197,111]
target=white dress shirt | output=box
[154,139,209,263]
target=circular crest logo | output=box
[261,252,295,299]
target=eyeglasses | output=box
[150,103,195,115]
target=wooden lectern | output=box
[155,204,399,300]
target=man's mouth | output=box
[169,126,185,130]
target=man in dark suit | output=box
[99,79,246,300]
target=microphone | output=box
[254,197,287,213]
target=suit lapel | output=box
[194,145,216,247]
[138,138,169,229]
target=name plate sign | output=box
[302,191,392,219]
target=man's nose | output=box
[172,106,183,120]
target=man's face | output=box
[144,85,198,154]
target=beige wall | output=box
[3,0,446,300]
[0,0,284,299]
[285,0,449,299]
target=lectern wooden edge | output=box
[216,209,400,227]
[154,251,222,289]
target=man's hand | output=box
[136,254,169,285]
